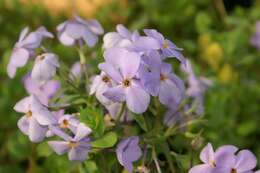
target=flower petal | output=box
[17,116,30,135]
[103,86,126,102]
[74,123,92,141]
[200,143,215,164]
[48,141,70,155]
[28,117,47,142]
[235,150,257,172]
[125,84,150,114]
[98,62,122,83]
[68,147,88,161]
[189,164,214,173]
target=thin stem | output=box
[152,147,162,173]
[77,47,89,92]
[213,0,228,26]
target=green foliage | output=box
[91,132,118,148]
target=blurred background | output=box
[0,0,260,172]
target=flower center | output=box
[102,75,110,83]
[68,141,78,148]
[160,74,168,81]
[231,168,237,173]
[26,110,32,118]
[39,55,45,61]
[210,160,216,167]
[60,119,69,129]
[163,41,169,49]
[122,79,131,87]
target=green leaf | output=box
[91,132,117,148]
[80,107,105,137]
[84,161,100,173]
[37,142,52,157]
[133,114,148,132]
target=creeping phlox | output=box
[189,143,259,173]
[8,15,258,173]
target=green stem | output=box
[162,142,176,173]
[213,0,228,26]
[152,147,162,173]
[77,48,89,91]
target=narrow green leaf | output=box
[133,114,148,132]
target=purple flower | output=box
[7,27,53,78]
[251,21,260,50]
[57,15,104,47]
[189,143,238,173]
[99,48,150,114]
[31,53,59,85]
[14,95,56,142]
[212,150,257,173]
[140,54,185,108]
[23,73,60,105]
[48,123,92,161]
[144,29,186,64]
[116,136,142,173]
[46,110,80,137]
[90,72,115,106]
[103,24,160,52]
[181,60,212,115]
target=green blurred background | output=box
[0,0,260,172]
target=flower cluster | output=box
[8,15,258,173]
[189,143,259,173]
[91,24,186,115]
[9,16,105,161]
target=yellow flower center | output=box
[102,75,110,83]
[210,160,216,167]
[160,74,168,81]
[60,119,69,129]
[122,79,131,88]
[26,110,32,118]
[68,141,78,148]
[231,168,237,173]
[163,41,169,49]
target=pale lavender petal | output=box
[235,150,257,172]
[13,96,31,113]
[28,117,48,142]
[160,62,172,75]
[73,123,92,141]
[189,164,214,173]
[49,125,72,141]
[215,145,238,167]
[133,36,160,51]
[158,77,184,107]
[103,32,124,49]
[7,48,30,78]
[119,51,140,79]
[30,95,57,125]
[116,24,132,39]
[17,116,30,135]
[82,28,98,47]
[18,27,29,42]
[98,62,122,82]
[85,19,104,35]
[68,147,88,161]
[103,47,126,67]
[103,86,126,102]
[125,84,150,114]
[143,29,164,43]
[48,141,70,155]
[200,143,215,164]
[59,32,75,46]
